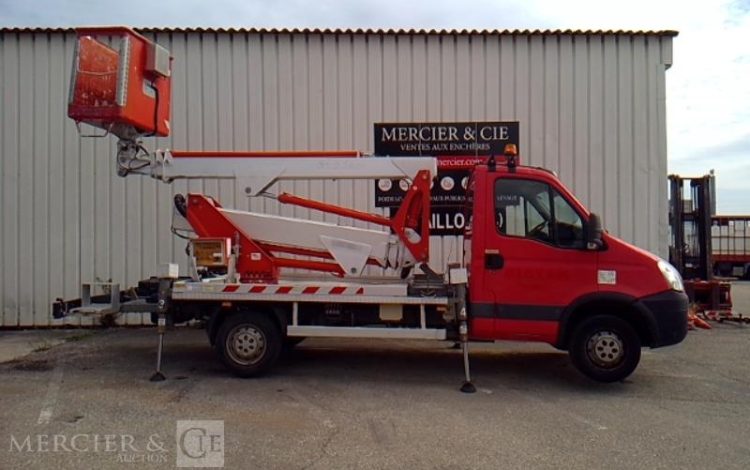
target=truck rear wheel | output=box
[569,315,641,383]
[216,312,281,377]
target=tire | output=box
[569,315,641,383]
[215,311,282,377]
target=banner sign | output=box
[374,121,520,235]
[374,122,519,156]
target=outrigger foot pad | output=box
[460,381,476,394]
[149,371,166,382]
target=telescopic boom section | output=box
[150,149,435,196]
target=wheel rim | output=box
[226,324,267,366]
[586,330,625,368]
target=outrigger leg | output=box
[149,279,172,382]
[454,284,475,393]
[149,313,167,382]
[459,307,476,393]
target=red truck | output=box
[55,27,688,390]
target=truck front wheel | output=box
[569,315,641,382]
[216,312,282,377]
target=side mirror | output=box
[586,213,604,250]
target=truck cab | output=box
[464,158,688,382]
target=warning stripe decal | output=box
[220,284,368,295]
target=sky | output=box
[1,0,749,213]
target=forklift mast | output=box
[668,172,733,314]
[668,173,714,281]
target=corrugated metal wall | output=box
[0,29,674,327]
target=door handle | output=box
[485,250,504,270]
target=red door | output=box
[477,174,598,344]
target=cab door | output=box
[482,175,598,343]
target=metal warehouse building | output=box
[0,27,676,327]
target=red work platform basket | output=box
[68,27,172,138]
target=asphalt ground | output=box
[1,316,749,469]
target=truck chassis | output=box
[55,271,476,391]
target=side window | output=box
[495,179,553,243]
[495,178,585,248]
[552,190,585,248]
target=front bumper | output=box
[635,290,689,348]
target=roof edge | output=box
[0,26,679,37]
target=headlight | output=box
[658,259,684,292]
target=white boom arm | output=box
[145,150,437,196]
